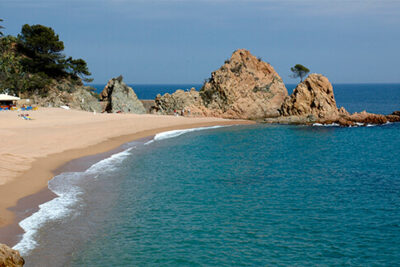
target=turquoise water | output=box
[66,123,400,266]
[15,84,400,266]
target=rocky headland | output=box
[153,49,399,126]
[0,244,24,267]
[153,49,288,119]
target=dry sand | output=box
[0,108,253,230]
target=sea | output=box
[12,84,400,266]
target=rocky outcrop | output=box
[153,49,288,119]
[0,244,24,267]
[152,88,205,116]
[272,74,400,126]
[348,111,388,124]
[100,76,146,114]
[28,79,102,112]
[386,111,400,122]
[151,48,398,126]
[199,49,288,119]
[280,74,346,120]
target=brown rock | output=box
[0,244,24,267]
[152,88,204,116]
[386,114,400,122]
[199,49,288,119]
[349,111,388,125]
[391,111,400,116]
[280,74,342,121]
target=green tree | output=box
[0,19,4,36]
[290,64,310,82]
[64,57,93,82]
[18,24,66,77]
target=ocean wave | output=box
[312,123,340,127]
[152,126,226,142]
[13,148,133,255]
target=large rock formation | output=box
[0,244,24,267]
[153,49,288,119]
[268,73,398,126]
[199,49,288,119]
[28,79,102,112]
[280,74,344,120]
[100,76,146,114]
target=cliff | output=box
[153,49,288,119]
[199,49,288,119]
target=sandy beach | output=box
[0,108,253,245]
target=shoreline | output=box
[0,119,254,247]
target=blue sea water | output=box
[15,84,400,266]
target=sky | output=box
[1,0,400,84]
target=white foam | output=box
[144,140,154,145]
[13,148,133,255]
[153,126,226,142]
[312,123,340,127]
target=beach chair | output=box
[33,106,39,111]
[27,106,33,111]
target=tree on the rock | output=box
[290,64,310,82]
[0,19,4,36]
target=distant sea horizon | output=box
[89,83,400,115]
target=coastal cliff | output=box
[153,49,288,119]
[0,244,24,267]
[199,49,288,119]
[153,49,399,126]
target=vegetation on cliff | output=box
[0,20,93,96]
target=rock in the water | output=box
[200,49,288,119]
[386,113,400,122]
[100,75,146,114]
[0,244,24,267]
[280,74,344,120]
[349,111,388,124]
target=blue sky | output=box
[1,0,400,84]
